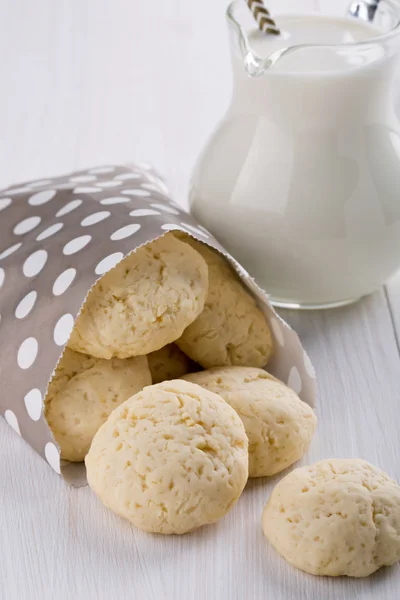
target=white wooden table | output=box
[1,1,400,598]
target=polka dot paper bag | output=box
[0,164,316,485]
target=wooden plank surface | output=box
[387,272,400,347]
[1,1,400,599]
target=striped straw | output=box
[246,0,280,35]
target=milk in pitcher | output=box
[190,4,400,308]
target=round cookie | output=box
[45,348,151,462]
[175,235,273,368]
[147,343,198,384]
[182,367,316,477]
[85,380,249,534]
[262,459,400,577]
[68,232,209,359]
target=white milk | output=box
[248,15,381,60]
[190,15,400,307]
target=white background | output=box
[1,1,400,599]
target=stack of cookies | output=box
[44,231,317,534]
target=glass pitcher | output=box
[189,0,400,309]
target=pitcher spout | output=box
[227,0,400,78]
[227,1,291,77]
[242,47,290,77]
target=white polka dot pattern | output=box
[23,250,48,277]
[95,252,124,275]
[0,242,22,260]
[179,222,209,238]
[151,203,179,215]
[56,199,82,217]
[52,268,76,296]
[45,442,61,474]
[115,173,140,180]
[15,291,37,319]
[36,223,64,241]
[130,208,160,217]
[28,190,56,206]
[0,163,316,484]
[140,183,163,192]
[89,166,115,174]
[80,211,111,226]
[4,410,21,435]
[53,314,74,346]
[110,223,141,241]
[73,186,101,194]
[17,337,38,369]
[100,197,129,205]
[24,388,43,421]
[13,216,41,235]
[122,189,151,197]
[63,235,91,255]
[97,181,122,188]
[161,223,186,233]
[149,178,169,195]
[0,198,12,211]
[69,175,96,183]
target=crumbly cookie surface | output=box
[262,459,400,577]
[45,348,151,461]
[85,380,249,534]
[183,367,316,477]
[68,232,209,359]
[175,236,273,368]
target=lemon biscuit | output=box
[175,236,273,368]
[85,380,249,534]
[183,367,316,477]
[68,233,209,359]
[262,459,400,577]
[45,348,151,462]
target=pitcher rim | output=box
[226,0,400,52]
